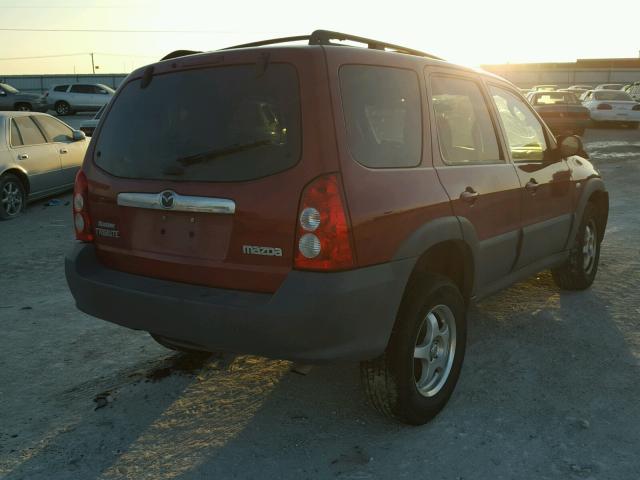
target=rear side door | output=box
[69,85,93,109]
[9,116,63,194]
[33,115,86,185]
[426,69,522,289]
[488,84,573,268]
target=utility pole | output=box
[90,53,95,74]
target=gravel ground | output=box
[1,127,639,480]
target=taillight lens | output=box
[597,103,612,110]
[294,174,354,271]
[73,170,93,242]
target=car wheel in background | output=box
[55,101,72,116]
[360,273,467,425]
[14,103,32,112]
[0,174,26,220]
[552,202,601,290]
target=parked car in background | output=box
[79,105,105,137]
[0,83,47,112]
[581,90,640,127]
[568,85,592,91]
[531,84,558,92]
[45,83,115,116]
[65,30,609,425]
[624,82,640,102]
[0,112,88,219]
[594,83,624,90]
[528,91,590,136]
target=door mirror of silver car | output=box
[559,135,583,158]
[72,130,86,141]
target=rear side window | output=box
[95,64,301,182]
[70,85,95,94]
[340,65,421,168]
[53,85,69,92]
[10,119,23,147]
[431,76,502,164]
[13,116,47,145]
[35,116,73,142]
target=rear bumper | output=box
[544,118,589,133]
[65,244,415,362]
[590,110,640,122]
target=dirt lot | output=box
[1,127,639,480]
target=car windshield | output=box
[94,63,301,182]
[0,83,19,93]
[594,91,633,101]
[534,92,579,105]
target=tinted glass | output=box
[490,86,548,162]
[95,64,301,182]
[594,91,633,101]
[10,119,23,147]
[13,116,47,145]
[431,76,502,164]
[0,83,19,94]
[70,84,95,94]
[35,116,73,142]
[340,66,421,168]
[53,85,69,92]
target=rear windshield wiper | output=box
[175,139,272,167]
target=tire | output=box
[14,103,32,112]
[150,333,213,355]
[0,174,26,220]
[55,101,71,116]
[552,202,601,290]
[360,273,467,425]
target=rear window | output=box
[594,91,632,101]
[94,64,301,182]
[533,92,579,105]
[340,65,421,168]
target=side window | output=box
[13,116,47,145]
[431,75,502,165]
[70,84,93,94]
[10,119,23,147]
[340,65,421,168]
[489,86,548,162]
[53,85,69,92]
[34,116,73,142]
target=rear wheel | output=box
[14,103,32,112]
[55,101,71,116]
[0,174,26,220]
[360,274,467,425]
[552,203,600,290]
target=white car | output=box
[45,83,115,116]
[594,83,624,90]
[0,112,88,219]
[79,105,105,137]
[581,90,640,127]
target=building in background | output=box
[481,58,640,89]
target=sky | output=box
[0,0,638,75]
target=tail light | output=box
[43,91,49,98]
[633,104,640,111]
[73,170,93,242]
[294,174,355,271]
[597,103,612,110]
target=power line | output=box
[0,52,158,61]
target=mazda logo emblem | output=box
[160,191,175,209]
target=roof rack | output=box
[222,29,444,60]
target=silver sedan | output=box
[0,112,88,219]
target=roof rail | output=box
[160,50,202,61]
[222,30,444,60]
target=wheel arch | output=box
[570,178,608,244]
[1,167,30,194]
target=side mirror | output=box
[72,130,86,141]
[559,135,583,158]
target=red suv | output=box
[66,31,608,425]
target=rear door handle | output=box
[525,179,539,193]
[460,187,479,203]
[18,153,28,160]
[60,148,68,154]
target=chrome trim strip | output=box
[117,191,236,214]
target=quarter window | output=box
[489,86,549,162]
[13,116,47,145]
[53,85,69,92]
[10,119,23,147]
[340,66,421,168]
[431,76,502,164]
